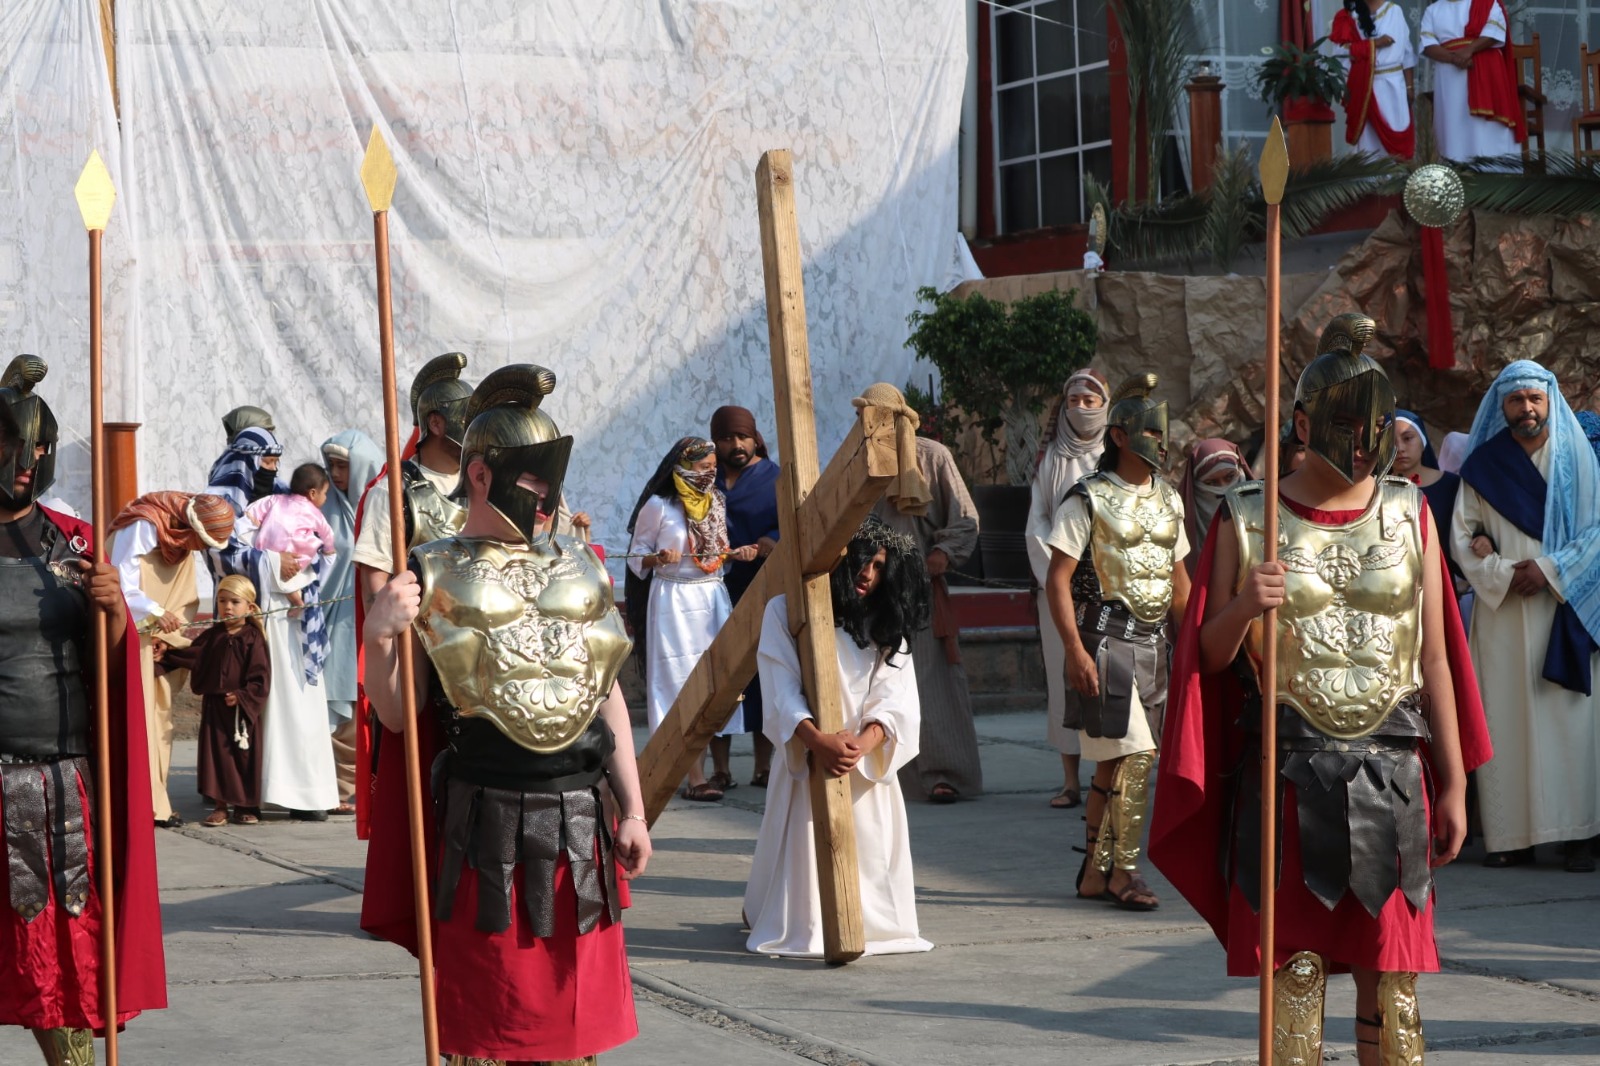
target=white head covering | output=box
[1033,370,1110,513]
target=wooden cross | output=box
[636,149,901,964]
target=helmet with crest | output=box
[0,355,58,508]
[1295,312,1396,483]
[411,352,473,447]
[1105,373,1169,471]
[456,364,572,547]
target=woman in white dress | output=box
[626,437,757,800]
[1025,368,1109,809]
[744,515,934,958]
[1420,0,1521,162]
[1331,0,1416,158]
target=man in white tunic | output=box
[1026,369,1109,809]
[744,515,934,958]
[1420,0,1524,162]
[1452,363,1600,872]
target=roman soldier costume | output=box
[398,351,473,547]
[1061,374,1180,881]
[1149,315,1493,1064]
[0,357,165,1064]
[362,365,636,1066]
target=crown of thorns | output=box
[854,513,917,555]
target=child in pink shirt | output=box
[246,463,337,607]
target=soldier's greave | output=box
[1377,971,1424,1065]
[31,1028,94,1066]
[1091,750,1156,873]
[1272,951,1327,1066]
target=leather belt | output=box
[1076,598,1166,644]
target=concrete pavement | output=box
[3,713,1598,1064]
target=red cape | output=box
[1448,0,1527,141]
[42,508,167,1020]
[1148,505,1492,966]
[1330,10,1415,158]
[358,541,629,953]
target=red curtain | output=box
[1280,0,1314,48]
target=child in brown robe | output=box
[156,574,271,825]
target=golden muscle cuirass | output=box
[404,475,466,551]
[411,535,633,754]
[1083,474,1182,624]
[1230,477,1424,739]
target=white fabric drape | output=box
[73,0,959,557]
[0,0,134,511]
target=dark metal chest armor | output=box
[0,528,90,758]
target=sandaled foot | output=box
[201,807,229,828]
[709,770,737,792]
[681,782,724,802]
[1482,846,1535,868]
[1049,787,1081,809]
[1108,872,1160,911]
[929,783,959,804]
[749,769,770,788]
[231,809,260,825]
[330,802,356,816]
[1074,838,1114,901]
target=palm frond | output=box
[1103,186,1212,266]
[1277,152,1406,239]
[1458,151,1600,217]
[1203,147,1261,268]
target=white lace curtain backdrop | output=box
[3,0,965,557]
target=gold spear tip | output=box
[361,124,398,212]
[74,151,116,232]
[1260,117,1289,206]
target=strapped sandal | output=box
[1110,873,1160,911]
[680,782,724,802]
[1074,834,1114,901]
[709,770,738,792]
[201,807,229,828]
[230,808,260,825]
[1049,786,1081,809]
[749,770,770,788]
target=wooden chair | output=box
[1512,33,1547,169]
[1575,43,1600,163]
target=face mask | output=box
[251,466,279,502]
[1065,404,1107,439]
[679,465,717,491]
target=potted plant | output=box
[1251,38,1346,170]
[904,285,1098,583]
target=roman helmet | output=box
[1106,373,1169,471]
[1295,312,1396,483]
[221,405,275,441]
[411,352,473,448]
[456,364,572,547]
[0,355,59,508]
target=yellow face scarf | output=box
[672,467,716,521]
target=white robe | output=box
[253,548,340,812]
[743,596,932,959]
[1420,0,1519,163]
[1333,2,1415,153]
[627,495,742,735]
[1452,443,1600,852]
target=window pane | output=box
[999,85,1038,160]
[1040,154,1083,227]
[1001,161,1040,233]
[1037,74,1080,153]
[1076,0,1108,66]
[1036,0,1075,76]
[1080,65,1111,144]
[996,12,1033,85]
[1083,145,1113,200]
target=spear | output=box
[74,150,120,1066]
[360,125,441,1064]
[1256,117,1289,1065]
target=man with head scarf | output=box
[710,405,781,788]
[361,364,650,1065]
[108,491,238,827]
[320,430,383,813]
[1027,368,1109,809]
[0,356,168,1061]
[1452,361,1600,872]
[859,383,982,804]
[743,514,935,958]
[1179,439,1251,575]
[626,437,759,801]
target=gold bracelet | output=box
[621,813,647,824]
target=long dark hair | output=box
[1345,0,1377,40]
[829,519,931,663]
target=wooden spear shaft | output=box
[1258,118,1288,1065]
[76,151,119,1066]
[362,127,440,1065]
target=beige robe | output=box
[1451,442,1600,852]
[872,437,983,798]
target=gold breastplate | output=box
[412,535,633,753]
[404,473,466,551]
[1230,477,1424,739]
[1083,474,1181,624]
